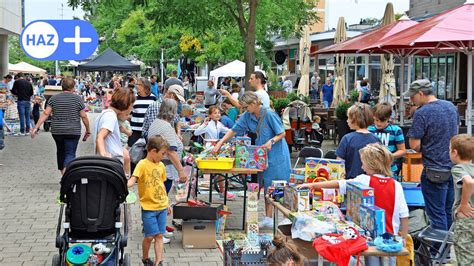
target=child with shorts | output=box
[127,135,170,266]
[449,134,474,265]
[368,102,406,177]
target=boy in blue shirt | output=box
[368,102,406,177]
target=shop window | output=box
[369,56,381,64]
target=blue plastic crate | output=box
[402,182,425,207]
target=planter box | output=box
[268,91,287,98]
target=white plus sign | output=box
[63,26,92,55]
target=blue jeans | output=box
[142,209,167,237]
[52,134,81,170]
[17,100,31,133]
[420,170,455,231]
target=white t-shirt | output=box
[338,174,409,234]
[231,92,239,100]
[93,109,123,158]
[255,89,270,109]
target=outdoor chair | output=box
[414,224,454,266]
[324,150,337,159]
[294,146,323,168]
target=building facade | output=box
[0,0,23,76]
[408,0,465,18]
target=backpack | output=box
[312,227,368,266]
[360,86,371,103]
[129,138,147,164]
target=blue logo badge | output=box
[20,20,98,60]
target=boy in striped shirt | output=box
[368,103,406,177]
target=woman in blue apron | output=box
[213,91,291,229]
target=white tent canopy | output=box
[9,62,47,75]
[209,60,265,89]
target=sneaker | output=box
[164,231,174,238]
[142,258,154,266]
[236,191,246,197]
[163,237,171,244]
[259,217,274,229]
[219,192,236,200]
[166,226,175,232]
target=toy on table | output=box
[268,180,287,201]
[346,182,374,225]
[305,157,345,183]
[312,201,344,220]
[373,233,403,253]
[235,145,268,170]
[283,186,310,212]
[360,204,386,239]
[230,136,251,147]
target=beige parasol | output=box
[331,17,347,107]
[297,25,311,96]
[379,2,397,105]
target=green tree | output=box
[69,0,318,88]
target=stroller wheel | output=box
[122,253,131,266]
[52,254,60,266]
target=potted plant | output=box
[335,101,353,142]
[268,84,286,98]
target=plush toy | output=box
[342,227,358,240]
[92,243,110,263]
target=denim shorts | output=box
[141,209,167,237]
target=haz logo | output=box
[21,20,98,60]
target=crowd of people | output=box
[0,68,473,265]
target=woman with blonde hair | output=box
[213,91,291,229]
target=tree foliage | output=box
[69,0,319,85]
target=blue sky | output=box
[25,0,85,24]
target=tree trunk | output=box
[243,0,257,90]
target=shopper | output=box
[128,78,156,147]
[213,91,291,229]
[31,78,91,175]
[11,73,34,135]
[127,135,170,266]
[336,103,379,179]
[407,79,459,233]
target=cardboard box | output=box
[235,145,268,170]
[182,220,216,249]
[289,173,305,185]
[360,204,386,238]
[230,136,251,147]
[305,157,346,182]
[346,182,374,225]
[283,186,310,212]
[173,203,223,221]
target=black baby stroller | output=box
[52,156,131,266]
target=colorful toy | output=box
[92,243,110,263]
[360,204,386,239]
[305,158,346,183]
[346,182,374,225]
[235,145,268,170]
[284,186,311,212]
[66,244,93,265]
[289,173,305,185]
[312,201,344,220]
[230,136,251,147]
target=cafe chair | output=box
[294,146,323,168]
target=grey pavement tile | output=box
[0,113,338,265]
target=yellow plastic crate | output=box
[196,158,235,170]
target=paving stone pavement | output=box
[0,113,336,266]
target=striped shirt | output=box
[130,94,156,131]
[368,124,405,175]
[47,92,85,135]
